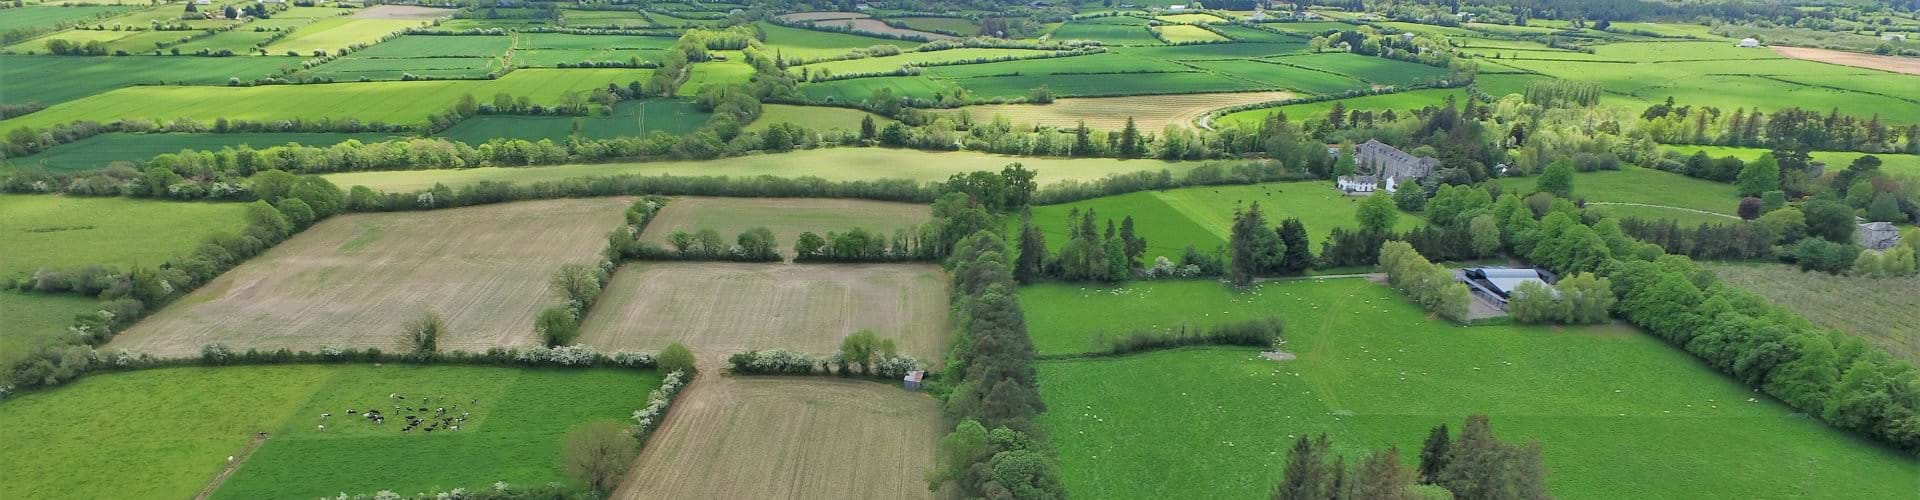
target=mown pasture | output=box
[578,262,949,363]
[746,103,889,132]
[298,56,500,81]
[436,99,711,144]
[1704,261,1920,365]
[614,376,941,499]
[676,60,756,96]
[320,148,1211,193]
[0,365,661,499]
[1049,17,1161,46]
[1184,59,1368,94]
[0,55,299,108]
[959,91,1295,131]
[1029,278,1920,499]
[263,17,429,55]
[1155,24,1227,43]
[0,195,251,278]
[6,132,399,173]
[514,33,676,67]
[1495,167,1743,226]
[1013,181,1418,266]
[0,68,655,132]
[637,197,930,258]
[109,198,633,358]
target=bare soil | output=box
[577,262,949,363]
[639,197,931,258]
[962,91,1297,131]
[613,376,943,500]
[813,18,956,40]
[110,198,632,358]
[1770,46,1920,75]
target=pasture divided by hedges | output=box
[1013,180,1418,263]
[436,99,711,144]
[1029,278,1920,499]
[7,132,401,174]
[0,194,252,277]
[0,55,300,108]
[0,365,662,499]
[109,197,634,358]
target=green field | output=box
[0,291,98,375]
[1013,181,1418,265]
[952,71,1267,98]
[298,56,500,81]
[6,132,400,173]
[1185,59,1367,94]
[0,69,654,132]
[0,195,252,277]
[792,47,1052,76]
[264,17,425,54]
[1665,145,1920,179]
[0,55,300,107]
[756,21,919,59]
[1704,261,1920,365]
[1495,166,1743,225]
[0,5,129,32]
[1111,41,1310,60]
[1155,24,1228,43]
[746,104,889,132]
[0,365,663,499]
[346,34,513,58]
[1050,18,1162,45]
[925,52,1191,78]
[1265,52,1448,86]
[514,32,674,67]
[893,16,976,34]
[1209,24,1305,43]
[678,60,756,96]
[322,148,1209,192]
[1216,88,1469,128]
[799,75,954,102]
[1029,278,1920,499]
[437,99,710,144]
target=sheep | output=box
[316,424,326,432]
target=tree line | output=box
[1271,415,1548,500]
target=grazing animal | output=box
[320,413,331,418]
[228,456,235,463]
[347,409,356,415]
[317,424,325,431]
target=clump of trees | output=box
[1378,241,1472,323]
[1272,415,1547,500]
[1094,317,1284,356]
[1507,273,1615,325]
[402,311,444,356]
[793,227,937,263]
[564,421,639,496]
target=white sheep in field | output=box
[317,424,326,432]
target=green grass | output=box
[791,47,1051,76]
[1050,20,1162,45]
[6,132,400,173]
[0,365,663,499]
[1265,52,1447,86]
[1012,181,1418,267]
[799,75,954,102]
[746,104,889,132]
[925,52,1191,78]
[322,148,1208,192]
[756,21,918,59]
[264,17,425,54]
[1216,88,1468,128]
[0,194,252,277]
[1112,41,1310,60]
[1185,59,1367,94]
[677,60,756,96]
[436,99,710,144]
[951,72,1267,98]
[1495,166,1743,222]
[298,56,499,81]
[1664,145,1920,179]
[0,68,654,132]
[0,55,301,107]
[893,16,976,34]
[348,34,513,57]
[1155,24,1228,43]
[1209,24,1306,43]
[1030,279,1920,499]
[170,30,280,54]
[0,5,130,32]
[513,33,675,67]
[0,291,97,376]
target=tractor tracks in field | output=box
[194,432,270,500]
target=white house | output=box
[1166,5,1187,12]
[1737,38,1762,48]
[1337,175,1399,194]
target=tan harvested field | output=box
[351,5,453,19]
[640,197,931,257]
[777,11,869,22]
[1704,261,1920,365]
[812,18,956,40]
[578,262,949,363]
[1770,46,1920,75]
[962,91,1297,131]
[615,376,942,500]
[109,198,632,358]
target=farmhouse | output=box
[1857,221,1903,250]
[1737,38,1762,48]
[1456,267,1556,307]
[1337,139,1437,194]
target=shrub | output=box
[402,311,443,355]
[535,306,580,346]
[657,343,696,374]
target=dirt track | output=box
[110,198,632,358]
[577,262,950,364]
[1770,46,1920,75]
[613,376,943,500]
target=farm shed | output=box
[1857,221,1902,250]
[1456,267,1556,306]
